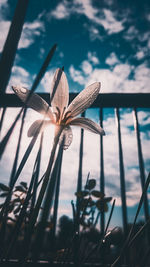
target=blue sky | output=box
[0,0,150,229]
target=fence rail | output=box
[1,93,150,108]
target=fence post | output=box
[115,108,128,235]
[76,112,85,232]
[100,108,105,234]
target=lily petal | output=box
[65,82,100,118]
[69,117,105,135]
[59,126,73,150]
[27,120,51,137]
[50,68,69,118]
[12,86,54,121]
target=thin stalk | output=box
[128,217,150,248]
[3,150,40,260]
[0,44,57,159]
[32,136,64,260]
[81,199,116,265]
[1,133,44,260]
[0,108,23,159]
[104,199,116,236]
[9,108,27,186]
[139,246,150,267]
[0,123,43,256]
[0,107,6,134]
[30,133,44,213]
[0,120,43,226]
[111,172,150,267]
[19,127,63,262]
[50,143,64,251]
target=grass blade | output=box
[30,132,44,213]
[19,128,63,262]
[32,137,64,259]
[104,199,116,236]
[30,44,57,93]
[0,107,6,133]
[111,172,150,267]
[11,127,40,187]
[9,108,27,186]
[0,108,23,159]
[0,44,57,159]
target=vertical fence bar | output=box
[115,108,128,235]
[99,108,105,234]
[76,112,85,232]
[133,108,149,221]
[0,0,29,93]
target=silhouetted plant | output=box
[74,175,112,230]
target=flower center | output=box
[54,107,73,125]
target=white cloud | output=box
[138,111,150,126]
[49,0,124,35]
[0,9,44,52]
[124,25,150,54]
[113,64,131,79]
[0,0,8,15]
[88,52,100,65]
[97,9,124,34]
[0,20,10,52]
[85,25,102,41]
[41,69,58,93]
[18,19,45,49]
[146,13,150,21]
[0,0,7,6]
[12,66,29,77]
[81,60,93,74]
[6,66,31,93]
[106,52,120,66]
[50,2,70,19]
[59,51,64,58]
[69,58,150,93]
[135,50,145,60]
[124,26,139,41]
[69,65,85,86]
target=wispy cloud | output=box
[69,55,150,93]
[88,51,100,65]
[0,0,8,14]
[105,52,120,66]
[6,66,31,93]
[50,2,70,19]
[0,20,10,52]
[18,19,45,49]
[123,25,150,60]
[124,26,139,41]
[0,1,44,52]
[49,0,125,35]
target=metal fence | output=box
[0,93,150,234]
[0,0,150,240]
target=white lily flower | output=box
[12,68,105,149]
